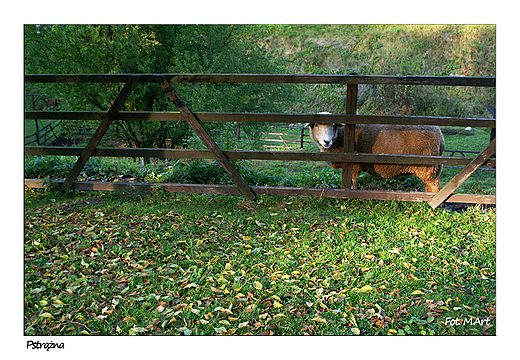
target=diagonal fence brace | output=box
[156,76,256,200]
[61,75,140,192]
[428,138,496,209]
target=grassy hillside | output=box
[262,25,495,76]
[261,25,495,117]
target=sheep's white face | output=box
[308,123,342,149]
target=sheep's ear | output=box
[305,123,314,128]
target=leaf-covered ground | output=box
[24,190,496,336]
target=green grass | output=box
[24,190,495,336]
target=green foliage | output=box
[25,24,294,148]
[24,156,75,179]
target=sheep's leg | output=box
[351,165,361,189]
[423,178,440,193]
[419,171,440,193]
[351,175,358,189]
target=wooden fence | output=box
[24,73,496,208]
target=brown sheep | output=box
[307,115,444,193]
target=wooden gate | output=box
[24,73,496,208]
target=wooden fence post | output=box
[342,77,358,189]
[156,76,256,201]
[61,75,140,192]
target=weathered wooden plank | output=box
[254,186,434,201]
[25,74,132,83]
[428,139,496,208]
[25,179,239,194]
[27,179,430,200]
[80,181,241,195]
[157,76,256,200]
[60,75,140,191]
[24,74,496,87]
[25,111,107,120]
[24,111,497,128]
[24,179,46,189]
[24,179,495,205]
[446,193,496,205]
[24,146,497,168]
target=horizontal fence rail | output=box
[24,73,496,208]
[24,179,496,205]
[25,146,496,168]
[25,73,496,87]
[24,111,496,128]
